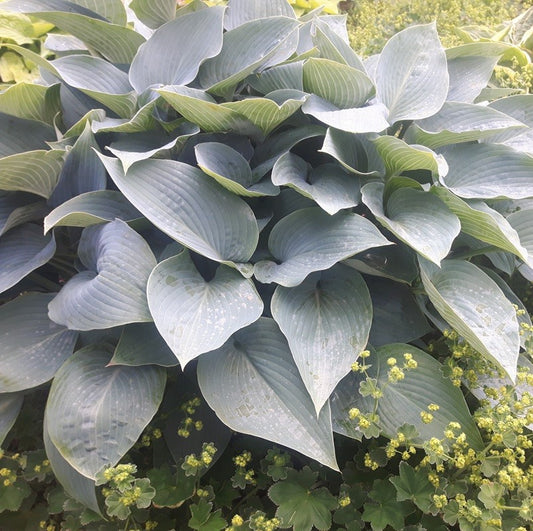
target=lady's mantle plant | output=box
[0,0,532,518]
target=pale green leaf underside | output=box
[48,220,156,330]
[0,82,61,124]
[331,344,483,450]
[0,224,56,295]
[362,182,460,265]
[44,190,142,234]
[419,258,520,381]
[99,155,259,266]
[254,207,392,287]
[147,251,263,368]
[46,345,166,479]
[432,187,528,261]
[271,152,360,215]
[0,293,77,393]
[197,318,338,470]
[271,264,372,415]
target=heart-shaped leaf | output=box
[147,251,263,368]
[46,344,166,479]
[0,224,56,294]
[362,182,460,265]
[48,220,156,330]
[99,155,259,267]
[271,152,360,214]
[375,23,448,123]
[271,264,372,415]
[254,207,392,287]
[0,293,77,393]
[197,318,338,470]
[419,258,520,381]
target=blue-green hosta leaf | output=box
[271,152,359,215]
[44,190,141,234]
[0,149,64,198]
[431,187,528,261]
[410,102,526,149]
[197,318,338,470]
[372,136,447,178]
[49,123,105,207]
[320,128,384,176]
[302,58,375,109]
[254,207,392,287]
[43,419,101,515]
[0,82,60,125]
[129,0,176,29]
[248,62,304,94]
[107,124,199,173]
[0,113,56,156]
[71,0,126,25]
[62,109,107,138]
[46,344,166,478]
[375,23,448,123]
[271,265,372,415]
[147,251,263,368]
[108,323,177,367]
[0,393,23,446]
[0,192,47,236]
[439,143,533,199]
[302,95,389,134]
[99,155,259,268]
[195,142,278,197]
[0,224,56,295]
[331,344,483,450]
[0,293,77,393]
[2,0,145,63]
[157,85,261,138]
[199,17,300,97]
[51,55,135,118]
[129,7,224,93]
[48,220,156,330]
[91,100,159,134]
[224,0,295,30]
[221,90,307,137]
[507,209,533,269]
[365,277,431,346]
[419,258,520,381]
[362,182,460,265]
[311,18,365,71]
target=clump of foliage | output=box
[346,0,533,55]
[0,0,533,529]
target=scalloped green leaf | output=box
[302,57,375,109]
[0,224,56,295]
[48,220,156,330]
[195,142,278,197]
[46,344,166,479]
[439,143,533,199]
[254,207,392,287]
[419,258,520,381]
[0,293,77,393]
[271,264,372,415]
[271,152,360,214]
[410,102,526,149]
[129,7,224,93]
[431,187,528,261]
[362,182,460,265]
[331,343,483,449]
[99,155,259,267]
[44,190,141,234]
[0,149,64,198]
[199,17,299,97]
[147,251,263,368]
[197,318,338,470]
[375,23,448,123]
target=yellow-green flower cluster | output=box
[249,511,281,531]
[177,397,203,438]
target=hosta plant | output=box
[1,0,533,521]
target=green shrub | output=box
[0,0,532,529]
